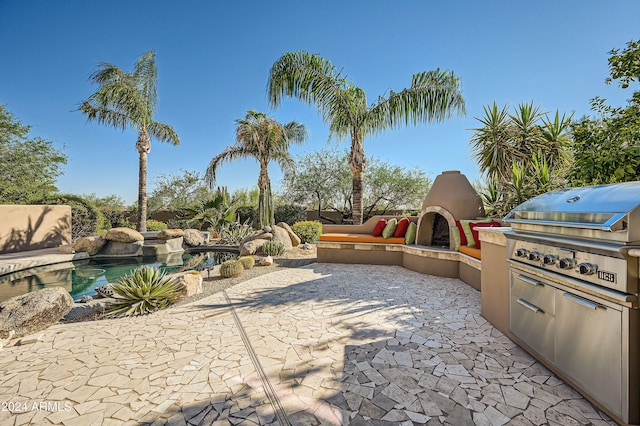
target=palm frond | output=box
[205,145,251,188]
[366,69,466,135]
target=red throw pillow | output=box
[394,217,410,238]
[469,221,501,249]
[455,220,467,246]
[372,219,387,237]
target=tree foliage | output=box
[280,149,431,222]
[0,105,67,204]
[205,110,307,227]
[268,51,465,225]
[569,39,640,186]
[79,50,180,232]
[606,39,640,89]
[148,170,212,212]
[569,94,640,185]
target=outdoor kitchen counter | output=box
[478,227,513,339]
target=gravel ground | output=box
[63,245,317,322]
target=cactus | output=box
[238,256,255,270]
[262,240,285,256]
[220,260,244,278]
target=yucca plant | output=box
[105,266,182,317]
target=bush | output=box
[217,221,255,245]
[102,209,134,229]
[261,240,285,256]
[146,220,168,231]
[274,204,307,225]
[235,206,258,227]
[291,221,322,243]
[43,194,107,239]
[105,266,182,317]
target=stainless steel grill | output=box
[504,181,640,425]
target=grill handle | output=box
[517,274,542,287]
[562,292,603,310]
[504,213,626,232]
[516,298,542,313]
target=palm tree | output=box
[268,51,466,225]
[205,110,307,227]
[79,50,180,232]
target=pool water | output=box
[0,250,238,303]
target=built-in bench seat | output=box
[316,240,482,290]
[319,233,406,244]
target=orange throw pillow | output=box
[372,219,387,237]
[394,217,410,238]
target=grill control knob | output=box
[515,248,529,258]
[543,254,558,265]
[528,251,542,261]
[578,262,597,275]
[558,258,577,270]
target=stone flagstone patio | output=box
[0,263,615,425]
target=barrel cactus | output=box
[220,260,244,278]
[238,256,255,270]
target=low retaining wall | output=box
[0,205,71,254]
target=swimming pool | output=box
[0,250,238,303]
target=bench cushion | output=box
[319,233,406,244]
[459,245,482,259]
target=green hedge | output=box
[291,221,322,243]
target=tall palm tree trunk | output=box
[136,127,151,232]
[257,164,274,228]
[349,135,366,225]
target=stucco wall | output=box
[0,205,71,254]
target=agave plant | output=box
[105,266,182,317]
[217,219,255,245]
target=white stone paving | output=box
[0,263,616,425]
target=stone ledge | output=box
[0,252,90,277]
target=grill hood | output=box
[504,181,640,244]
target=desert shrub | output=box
[235,206,258,227]
[291,221,322,243]
[146,220,168,231]
[105,266,182,317]
[262,240,285,256]
[102,210,134,229]
[274,204,307,225]
[43,194,107,239]
[217,221,255,245]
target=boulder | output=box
[271,225,293,250]
[183,229,204,247]
[240,231,272,245]
[174,272,203,297]
[0,287,74,339]
[74,235,107,255]
[240,239,267,256]
[157,229,185,240]
[97,241,144,257]
[105,227,144,243]
[277,222,301,247]
[260,255,273,266]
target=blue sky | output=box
[1,0,639,204]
